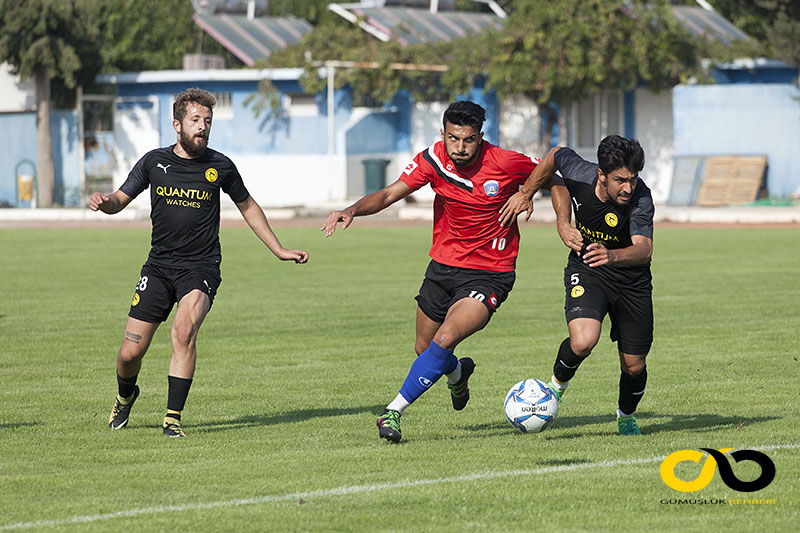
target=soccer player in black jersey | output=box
[90,88,308,437]
[500,135,654,435]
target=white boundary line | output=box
[2,443,798,531]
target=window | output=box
[286,93,318,117]
[572,90,623,152]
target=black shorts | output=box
[415,260,515,325]
[564,265,653,355]
[128,263,221,323]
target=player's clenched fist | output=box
[89,192,110,211]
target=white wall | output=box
[0,63,35,112]
[499,95,542,157]
[634,89,674,204]
[224,153,342,207]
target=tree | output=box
[0,0,100,207]
[705,0,800,86]
[263,0,710,150]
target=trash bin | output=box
[362,158,390,195]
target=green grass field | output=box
[1,224,798,531]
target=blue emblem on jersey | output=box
[484,180,499,197]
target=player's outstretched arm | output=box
[236,196,308,264]
[321,179,414,237]
[499,146,562,227]
[88,190,133,214]
[550,179,583,254]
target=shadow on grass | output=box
[187,404,387,433]
[0,422,42,430]
[464,411,779,438]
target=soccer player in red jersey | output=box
[322,101,568,442]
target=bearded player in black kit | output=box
[90,88,308,437]
[500,135,654,435]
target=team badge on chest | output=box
[605,212,618,227]
[484,180,499,197]
[205,168,218,183]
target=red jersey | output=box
[399,141,539,272]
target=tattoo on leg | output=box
[125,331,142,344]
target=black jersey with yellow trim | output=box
[120,145,250,268]
[554,147,654,282]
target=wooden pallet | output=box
[696,155,767,206]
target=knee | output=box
[621,358,646,376]
[117,345,144,364]
[569,335,597,357]
[432,331,456,351]
[414,340,427,356]
[171,323,196,352]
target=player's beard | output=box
[179,129,208,157]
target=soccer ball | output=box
[504,379,559,433]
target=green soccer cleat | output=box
[376,409,402,443]
[546,378,566,403]
[108,385,140,429]
[163,417,186,438]
[447,357,475,411]
[617,413,642,436]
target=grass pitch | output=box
[1,224,798,531]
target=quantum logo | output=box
[660,448,775,493]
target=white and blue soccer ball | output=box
[504,379,559,433]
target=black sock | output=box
[167,375,193,413]
[117,373,138,399]
[553,338,586,383]
[618,366,647,415]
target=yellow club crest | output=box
[605,212,618,227]
[570,285,584,298]
[131,293,140,306]
[205,168,218,183]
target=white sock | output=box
[445,361,462,384]
[550,375,568,391]
[386,393,411,415]
[617,408,633,417]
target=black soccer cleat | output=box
[162,417,186,438]
[108,385,140,429]
[447,358,475,411]
[376,409,402,443]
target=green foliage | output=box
[0,0,100,88]
[97,0,196,72]
[262,0,711,115]
[267,0,339,25]
[692,0,800,71]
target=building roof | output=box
[329,4,504,45]
[670,6,751,46]
[191,13,313,66]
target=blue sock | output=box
[398,341,458,404]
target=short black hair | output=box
[597,135,645,176]
[443,100,486,131]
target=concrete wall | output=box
[0,63,35,113]
[634,89,674,204]
[673,83,800,197]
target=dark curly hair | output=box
[443,100,486,131]
[173,88,216,121]
[597,135,645,176]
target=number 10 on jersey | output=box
[491,237,507,251]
